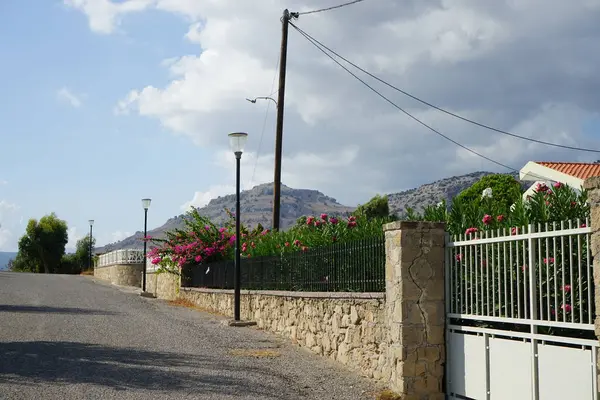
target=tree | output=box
[74,235,96,271]
[353,194,390,220]
[14,213,68,274]
[456,174,522,215]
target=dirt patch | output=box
[80,270,94,276]
[228,348,282,358]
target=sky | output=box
[0,0,599,252]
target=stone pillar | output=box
[383,221,446,400]
[583,176,600,393]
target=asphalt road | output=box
[0,272,380,400]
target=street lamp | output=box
[246,97,277,106]
[228,132,248,321]
[88,220,94,270]
[141,198,151,294]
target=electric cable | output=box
[297,0,367,16]
[291,24,600,154]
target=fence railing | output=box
[446,219,594,338]
[97,249,146,267]
[182,237,386,292]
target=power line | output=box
[290,22,523,173]
[291,24,600,154]
[250,53,280,187]
[298,0,367,16]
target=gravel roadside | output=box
[0,272,383,400]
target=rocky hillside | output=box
[96,183,355,253]
[97,171,522,253]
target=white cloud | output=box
[0,201,20,252]
[57,87,83,108]
[66,227,82,250]
[111,230,132,242]
[71,0,600,206]
[63,0,152,34]
[0,180,7,185]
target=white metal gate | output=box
[445,221,598,399]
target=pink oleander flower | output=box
[320,213,328,221]
[561,304,572,313]
[151,257,162,265]
[218,227,226,233]
[347,221,357,228]
[543,257,555,264]
[455,254,462,262]
[496,215,504,223]
[511,227,518,235]
[348,216,357,222]
[482,214,492,225]
[553,182,562,189]
[536,183,549,193]
[330,217,338,225]
[204,225,210,231]
[465,227,478,236]
[284,242,290,247]
[293,239,301,246]
[314,220,321,227]
[563,284,571,293]
[306,216,315,225]
[301,246,308,252]
[581,223,587,228]
[194,255,202,263]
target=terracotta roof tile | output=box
[536,162,600,180]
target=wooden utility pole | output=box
[272,9,295,231]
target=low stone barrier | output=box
[146,270,180,300]
[179,288,387,380]
[94,263,143,287]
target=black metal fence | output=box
[181,236,386,292]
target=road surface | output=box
[0,272,379,400]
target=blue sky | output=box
[1,0,599,252]
[0,2,227,250]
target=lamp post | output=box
[141,198,151,293]
[228,132,248,321]
[88,220,94,270]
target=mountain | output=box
[0,252,17,271]
[96,171,522,253]
[95,183,355,253]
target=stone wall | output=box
[584,176,600,394]
[179,288,387,379]
[146,270,180,300]
[94,264,143,287]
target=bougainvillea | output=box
[148,206,393,275]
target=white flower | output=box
[437,201,443,208]
[481,187,493,199]
[510,203,516,212]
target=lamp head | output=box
[228,132,249,154]
[89,220,94,226]
[142,198,152,210]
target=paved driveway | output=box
[0,272,379,399]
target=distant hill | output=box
[0,252,17,270]
[95,183,355,253]
[96,172,525,253]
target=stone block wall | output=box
[146,270,180,300]
[94,264,144,287]
[179,288,387,379]
[584,176,600,393]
